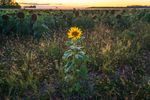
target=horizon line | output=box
[19,3,150,7]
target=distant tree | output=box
[1,0,6,5]
[0,0,16,5]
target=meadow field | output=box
[0,9,150,99]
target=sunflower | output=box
[148,80,150,86]
[67,27,82,40]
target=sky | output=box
[16,0,150,7]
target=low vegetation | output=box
[0,9,150,99]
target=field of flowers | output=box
[0,9,150,99]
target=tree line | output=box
[0,0,16,5]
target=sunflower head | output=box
[67,27,82,40]
[148,80,150,86]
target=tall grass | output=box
[0,9,150,99]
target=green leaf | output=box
[79,66,88,79]
[65,41,73,46]
[75,54,84,61]
[65,62,75,73]
[62,50,73,59]
[65,75,73,82]
[79,51,85,55]
[74,82,81,92]
[70,45,76,49]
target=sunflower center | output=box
[72,31,79,37]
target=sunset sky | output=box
[16,0,150,7]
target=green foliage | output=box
[143,33,150,50]
[0,55,39,98]
[0,9,150,99]
[143,13,150,23]
[1,9,150,37]
[62,37,89,95]
[73,16,94,29]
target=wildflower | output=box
[31,14,37,22]
[67,27,82,40]
[148,80,150,86]
[63,14,66,19]
[2,14,9,21]
[74,11,80,17]
[116,14,122,19]
[17,12,25,19]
